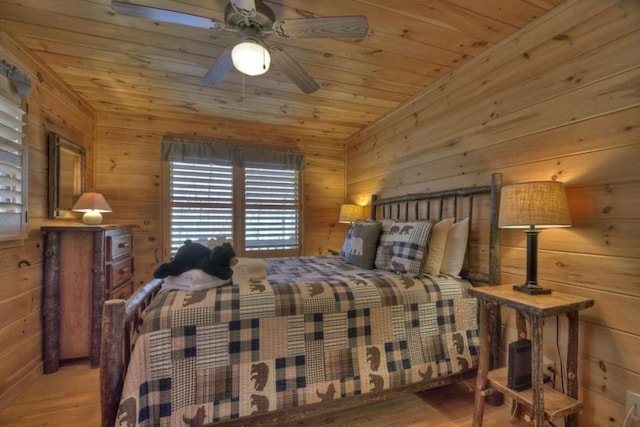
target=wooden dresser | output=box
[41,224,136,373]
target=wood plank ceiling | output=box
[0,0,563,142]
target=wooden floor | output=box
[0,361,529,427]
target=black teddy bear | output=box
[153,239,238,280]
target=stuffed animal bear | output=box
[153,239,238,280]
[209,242,238,280]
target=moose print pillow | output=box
[341,221,382,269]
[374,220,433,277]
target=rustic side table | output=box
[468,285,594,427]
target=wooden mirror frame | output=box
[48,132,86,219]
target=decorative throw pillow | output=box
[422,217,455,276]
[440,217,470,277]
[340,221,382,269]
[374,220,433,277]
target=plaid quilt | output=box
[116,256,479,426]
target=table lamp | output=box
[499,181,571,295]
[338,204,364,224]
[72,192,112,225]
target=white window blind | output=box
[168,161,234,253]
[0,92,27,240]
[245,167,300,251]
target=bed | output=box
[100,173,504,427]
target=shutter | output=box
[0,92,27,240]
[168,161,233,253]
[244,167,300,251]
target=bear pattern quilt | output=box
[116,256,479,426]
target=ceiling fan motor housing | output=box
[224,1,275,36]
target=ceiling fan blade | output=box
[273,16,369,39]
[230,0,257,17]
[111,1,223,29]
[269,46,320,94]
[202,48,234,86]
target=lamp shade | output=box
[72,192,112,225]
[339,204,364,224]
[231,40,270,76]
[499,181,571,229]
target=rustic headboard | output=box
[370,172,503,286]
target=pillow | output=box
[232,257,268,280]
[340,221,382,269]
[162,269,231,291]
[374,220,433,277]
[440,217,470,277]
[422,217,455,276]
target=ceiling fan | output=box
[111,0,369,93]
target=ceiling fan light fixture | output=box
[231,40,271,76]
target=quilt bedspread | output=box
[117,256,479,426]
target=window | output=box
[244,167,300,251]
[0,85,28,241]
[164,138,304,257]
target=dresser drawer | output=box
[108,233,133,260]
[107,257,133,290]
[108,281,133,300]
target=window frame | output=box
[163,159,303,259]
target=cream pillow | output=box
[440,217,470,277]
[422,217,455,275]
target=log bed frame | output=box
[100,172,504,427]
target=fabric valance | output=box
[161,137,305,171]
[0,58,32,97]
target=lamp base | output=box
[513,284,552,295]
[82,211,104,225]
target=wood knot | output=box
[18,260,31,268]
[598,360,606,372]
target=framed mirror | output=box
[48,132,86,219]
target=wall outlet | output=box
[543,357,555,382]
[627,390,640,422]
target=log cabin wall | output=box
[346,1,639,426]
[94,111,346,286]
[0,32,96,409]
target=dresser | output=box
[41,224,136,373]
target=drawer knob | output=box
[118,242,131,248]
[119,267,131,274]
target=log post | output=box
[43,231,60,374]
[100,299,126,427]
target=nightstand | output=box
[468,285,594,427]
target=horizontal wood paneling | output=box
[346,1,640,426]
[0,0,563,137]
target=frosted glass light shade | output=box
[72,192,112,225]
[339,204,364,224]
[231,41,270,76]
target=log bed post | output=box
[487,172,504,406]
[101,299,126,427]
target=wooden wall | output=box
[0,32,96,409]
[346,1,640,425]
[95,107,347,288]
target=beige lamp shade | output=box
[499,181,571,229]
[339,204,364,224]
[72,192,112,225]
